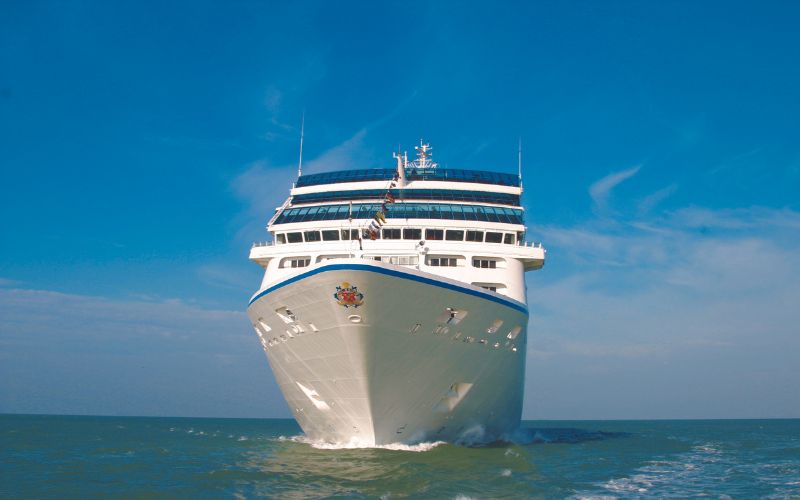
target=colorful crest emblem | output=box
[333,282,364,308]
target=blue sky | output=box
[1,1,799,419]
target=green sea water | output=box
[1,414,798,498]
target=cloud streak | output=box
[589,165,641,213]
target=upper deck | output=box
[295,167,521,189]
[249,141,544,300]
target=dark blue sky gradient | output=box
[1,1,799,418]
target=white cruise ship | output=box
[247,142,545,445]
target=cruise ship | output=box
[247,142,545,445]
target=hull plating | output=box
[247,260,527,445]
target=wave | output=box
[277,435,446,452]
[569,441,800,498]
[505,426,629,445]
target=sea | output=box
[1,415,798,499]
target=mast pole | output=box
[297,112,305,178]
[518,137,523,192]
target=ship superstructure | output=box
[247,142,545,444]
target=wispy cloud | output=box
[0,288,283,417]
[303,128,371,173]
[525,205,800,419]
[589,165,641,213]
[638,183,678,215]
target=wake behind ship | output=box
[246,142,545,445]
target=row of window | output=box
[275,228,523,245]
[279,254,503,269]
[295,168,520,188]
[369,255,419,265]
[291,189,520,206]
[274,203,524,225]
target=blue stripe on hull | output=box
[248,263,528,315]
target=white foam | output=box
[277,435,446,452]
[500,469,512,477]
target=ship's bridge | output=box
[249,142,545,301]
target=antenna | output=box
[297,112,305,178]
[518,137,523,191]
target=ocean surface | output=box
[1,415,798,498]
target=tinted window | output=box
[485,232,503,243]
[466,230,484,242]
[291,189,520,206]
[403,228,422,240]
[445,230,464,241]
[276,233,286,244]
[504,233,515,244]
[383,228,401,239]
[322,230,340,241]
[287,232,302,243]
[425,229,444,240]
[473,259,497,269]
[274,203,523,224]
[297,168,520,188]
[304,231,321,242]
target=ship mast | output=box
[413,139,437,169]
[297,112,305,178]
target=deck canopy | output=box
[296,168,521,188]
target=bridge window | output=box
[321,230,340,241]
[403,228,422,240]
[466,230,484,242]
[340,229,360,240]
[473,259,497,269]
[504,233,515,244]
[425,229,444,240]
[304,231,321,242]
[485,232,503,243]
[445,230,464,241]
[276,233,286,244]
[383,228,402,239]
[286,232,302,243]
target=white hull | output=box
[247,259,528,445]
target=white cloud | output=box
[0,288,284,417]
[589,165,641,212]
[524,206,800,419]
[638,183,678,215]
[303,128,371,174]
